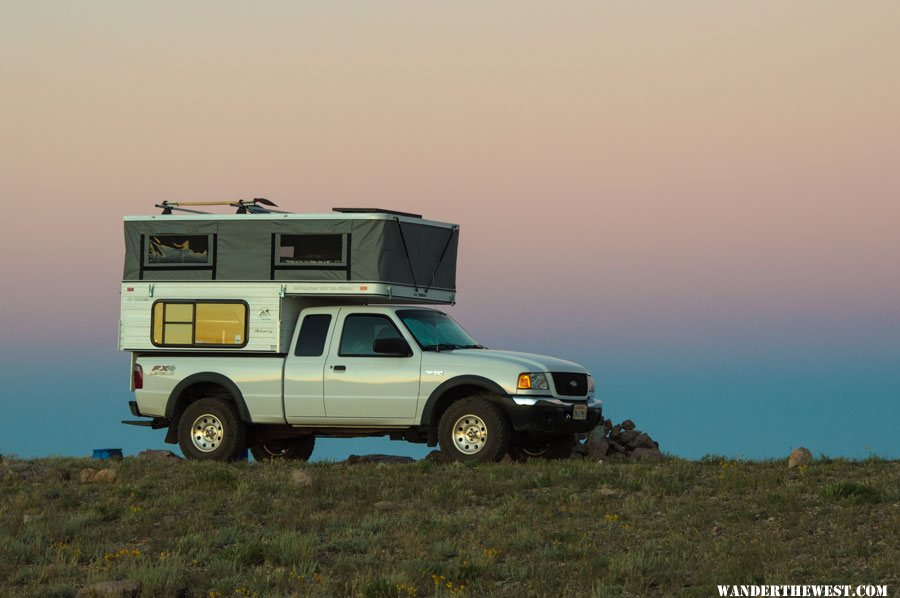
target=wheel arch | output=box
[163,373,251,443]
[420,375,509,446]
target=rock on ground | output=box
[582,419,664,461]
[630,447,665,461]
[586,438,609,460]
[75,580,141,598]
[424,450,451,463]
[80,468,117,483]
[346,454,415,465]
[617,430,640,445]
[788,447,813,468]
[138,450,182,461]
[291,469,313,487]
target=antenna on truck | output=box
[156,198,286,215]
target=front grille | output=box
[551,372,588,396]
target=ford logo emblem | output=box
[569,380,578,387]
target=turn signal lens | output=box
[517,373,532,389]
[517,372,549,390]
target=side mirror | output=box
[372,337,412,357]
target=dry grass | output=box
[0,455,897,597]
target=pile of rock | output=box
[575,419,663,461]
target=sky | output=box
[1,2,898,460]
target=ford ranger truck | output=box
[126,306,602,462]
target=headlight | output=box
[587,374,596,393]
[517,372,549,391]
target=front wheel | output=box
[250,436,315,462]
[438,396,512,462]
[177,397,247,461]
[509,434,577,461]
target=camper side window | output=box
[151,301,248,348]
[146,235,212,265]
[277,234,345,265]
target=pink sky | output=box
[1,2,899,352]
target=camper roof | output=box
[124,210,455,230]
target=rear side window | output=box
[151,301,248,347]
[339,314,405,357]
[295,314,332,356]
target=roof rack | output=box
[332,207,422,219]
[156,198,284,215]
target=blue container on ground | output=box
[92,448,123,460]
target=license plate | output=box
[572,404,588,420]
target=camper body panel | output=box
[120,282,287,353]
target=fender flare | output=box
[164,372,252,422]
[420,375,509,428]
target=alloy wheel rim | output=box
[452,414,488,454]
[191,414,224,452]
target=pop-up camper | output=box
[119,203,459,354]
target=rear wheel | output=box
[250,436,315,462]
[509,434,577,461]
[438,396,511,462]
[178,397,247,461]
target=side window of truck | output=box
[295,314,332,357]
[339,315,405,357]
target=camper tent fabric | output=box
[122,216,458,291]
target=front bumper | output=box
[504,397,602,435]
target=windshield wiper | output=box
[421,343,485,351]
[422,343,465,352]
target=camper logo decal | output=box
[258,309,271,319]
[150,365,176,376]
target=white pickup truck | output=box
[127,305,603,462]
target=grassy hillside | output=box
[1,455,897,597]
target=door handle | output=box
[332,365,346,372]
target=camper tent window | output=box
[146,235,211,266]
[278,234,344,266]
[151,301,248,348]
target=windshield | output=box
[396,309,482,351]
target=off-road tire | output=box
[509,434,577,461]
[438,395,512,462]
[178,397,247,461]
[250,436,315,462]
